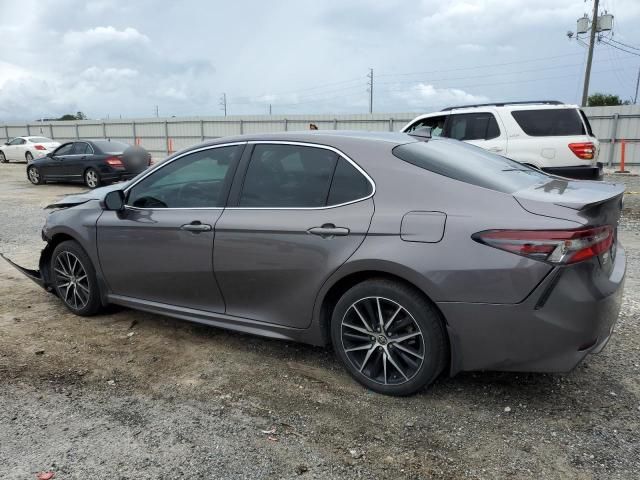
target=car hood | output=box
[45,182,130,209]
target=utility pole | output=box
[367,68,374,114]
[634,66,640,104]
[154,105,159,117]
[219,93,227,116]
[581,0,600,106]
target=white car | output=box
[402,101,601,180]
[0,136,61,164]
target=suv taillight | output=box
[568,142,594,160]
[472,226,614,264]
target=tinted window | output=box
[511,109,586,136]
[240,144,337,207]
[392,139,550,194]
[72,142,92,155]
[9,138,25,145]
[54,143,74,155]
[579,109,594,136]
[327,158,372,205]
[127,145,241,208]
[446,113,500,141]
[92,140,130,154]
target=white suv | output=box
[401,101,601,180]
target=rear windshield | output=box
[28,137,53,143]
[92,140,130,154]
[392,139,550,194]
[511,108,586,136]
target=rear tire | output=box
[25,152,33,163]
[51,240,102,316]
[0,151,7,163]
[84,168,101,189]
[27,166,43,185]
[330,278,447,396]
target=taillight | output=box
[106,156,124,167]
[472,226,614,264]
[34,145,46,151]
[568,142,594,160]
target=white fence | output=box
[1,107,639,164]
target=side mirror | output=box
[103,190,125,211]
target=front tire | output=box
[84,168,101,189]
[51,240,102,316]
[0,151,7,163]
[27,166,43,185]
[25,152,33,163]
[331,278,447,396]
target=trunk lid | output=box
[514,178,625,227]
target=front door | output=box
[97,143,244,312]
[214,142,375,328]
[42,142,74,179]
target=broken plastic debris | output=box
[36,472,55,480]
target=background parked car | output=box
[0,136,60,163]
[402,101,602,180]
[26,140,151,188]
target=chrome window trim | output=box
[122,140,376,212]
[228,140,376,211]
[122,142,247,210]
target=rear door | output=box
[97,143,244,311]
[444,111,507,155]
[66,142,94,178]
[213,142,374,329]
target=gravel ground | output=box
[0,163,639,479]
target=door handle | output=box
[180,221,212,233]
[307,223,350,238]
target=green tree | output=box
[56,111,87,121]
[587,93,630,106]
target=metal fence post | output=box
[4,125,8,141]
[74,123,79,139]
[239,119,244,135]
[284,119,288,131]
[164,121,169,155]
[389,118,394,132]
[334,119,338,130]
[49,125,54,140]
[132,121,137,145]
[102,122,107,139]
[200,120,205,141]
[607,113,619,167]
[27,124,31,136]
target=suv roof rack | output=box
[440,100,564,111]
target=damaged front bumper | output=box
[0,244,56,293]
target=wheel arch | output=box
[315,263,453,373]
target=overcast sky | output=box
[1,0,640,121]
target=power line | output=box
[600,39,640,57]
[609,37,640,51]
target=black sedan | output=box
[26,140,151,188]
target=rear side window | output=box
[392,139,549,194]
[327,158,373,205]
[579,109,594,136]
[446,113,500,141]
[240,144,338,208]
[511,109,586,136]
[72,142,92,155]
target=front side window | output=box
[446,113,500,141]
[511,109,586,136]
[9,138,25,145]
[127,145,242,208]
[239,144,338,208]
[405,115,448,137]
[53,143,74,156]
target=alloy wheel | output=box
[341,296,425,385]
[26,152,33,163]
[85,170,98,188]
[28,167,40,184]
[53,251,90,310]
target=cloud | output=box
[392,83,489,109]
[62,26,150,49]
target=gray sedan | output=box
[2,131,626,396]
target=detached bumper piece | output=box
[0,247,55,293]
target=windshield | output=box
[392,139,551,194]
